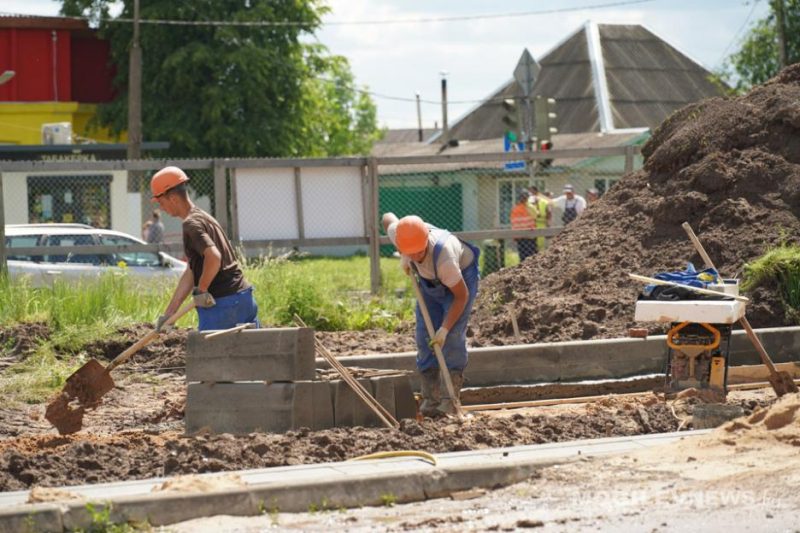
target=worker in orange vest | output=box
[510,190,538,261]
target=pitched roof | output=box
[376,128,439,144]
[444,22,724,141]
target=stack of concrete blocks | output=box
[185,327,415,434]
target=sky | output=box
[4,0,770,129]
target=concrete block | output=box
[332,378,385,428]
[310,380,335,431]
[186,381,317,434]
[0,504,62,533]
[371,375,397,420]
[186,327,315,382]
[393,375,417,420]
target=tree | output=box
[61,0,380,159]
[725,0,800,92]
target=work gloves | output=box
[155,314,172,332]
[192,288,216,308]
[432,326,449,348]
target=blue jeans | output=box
[414,262,479,372]
[197,286,260,331]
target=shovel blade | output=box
[769,371,799,397]
[63,359,115,407]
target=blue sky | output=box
[5,0,770,129]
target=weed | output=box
[380,493,397,507]
[75,502,142,532]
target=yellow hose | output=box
[350,450,437,466]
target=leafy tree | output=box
[61,0,380,159]
[725,0,800,92]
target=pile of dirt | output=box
[0,397,680,491]
[0,322,50,363]
[714,391,800,446]
[469,64,800,346]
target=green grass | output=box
[743,244,800,311]
[0,256,419,403]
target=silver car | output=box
[4,224,186,287]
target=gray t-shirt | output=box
[388,222,474,288]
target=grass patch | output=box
[743,244,800,315]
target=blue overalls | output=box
[413,229,480,372]
[197,286,260,331]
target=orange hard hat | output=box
[151,166,189,200]
[395,215,429,254]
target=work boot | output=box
[437,370,464,416]
[419,367,441,417]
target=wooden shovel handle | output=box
[106,301,196,373]
[680,223,782,375]
[408,271,465,419]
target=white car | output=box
[4,224,186,287]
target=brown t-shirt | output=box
[182,207,247,298]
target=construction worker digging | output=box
[151,166,259,331]
[382,213,480,417]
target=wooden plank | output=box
[727,362,800,384]
[186,328,315,382]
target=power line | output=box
[716,0,762,67]
[0,1,655,28]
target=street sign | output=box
[503,134,526,172]
[513,49,540,97]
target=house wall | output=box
[0,102,121,144]
[2,170,139,235]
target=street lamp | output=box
[0,70,15,85]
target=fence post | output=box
[213,160,228,234]
[367,157,381,295]
[624,145,635,174]
[0,171,5,276]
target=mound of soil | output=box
[469,64,800,346]
[0,322,50,362]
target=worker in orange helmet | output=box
[151,166,259,332]
[382,212,480,417]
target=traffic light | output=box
[501,98,520,139]
[534,96,557,150]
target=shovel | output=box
[407,271,465,419]
[45,300,196,434]
[681,222,798,397]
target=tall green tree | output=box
[725,0,800,92]
[61,0,380,158]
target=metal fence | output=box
[0,146,641,292]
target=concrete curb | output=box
[0,431,705,532]
[319,326,800,387]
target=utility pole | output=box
[774,0,788,68]
[440,71,449,144]
[416,92,423,142]
[127,0,142,161]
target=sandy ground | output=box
[166,393,800,532]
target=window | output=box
[27,175,112,227]
[593,178,619,196]
[6,235,42,262]
[99,235,162,267]
[44,234,110,265]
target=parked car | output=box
[4,224,186,287]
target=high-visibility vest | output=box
[528,196,549,228]
[510,202,536,231]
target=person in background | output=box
[382,212,480,417]
[510,190,538,261]
[151,166,259,332]
[145,210,165,244]
[586,188,600,204]
[528,185,551,251]
[551,184,587,225]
